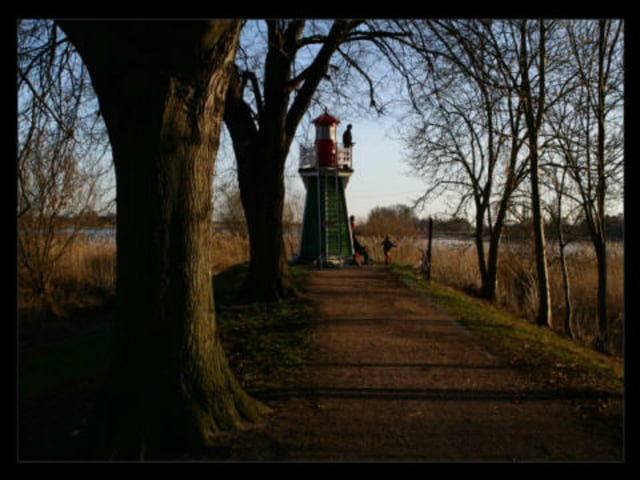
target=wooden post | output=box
[425,217,433,281]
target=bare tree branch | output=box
[335,46,381,113]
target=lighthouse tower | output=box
[296,110,354,265]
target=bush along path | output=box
[204,266,623,462]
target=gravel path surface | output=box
[211,266,623,462]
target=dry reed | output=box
[209,233,250,274]
[18,232,303,323]
[19,229,623,355]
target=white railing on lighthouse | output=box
[336,146,352,169]
[298,144,353,170]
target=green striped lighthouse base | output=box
[296,172,353,265]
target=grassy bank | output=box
[391,264,623,401]
[214,263,315,393]
[358,235,623,356]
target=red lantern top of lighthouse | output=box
[313,111,340,126]
[313,110,339,167]
[298,109,353,172]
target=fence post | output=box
[425,217,433,281]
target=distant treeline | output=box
[48,212,302,235]
[52,211,623,242]
[20,212,117,228]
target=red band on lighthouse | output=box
[313,111,340,168]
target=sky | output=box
[20,19,623,225]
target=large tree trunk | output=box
[236,141,295,301]
[482,155,521,302]
[224,67,295,301]
[482,203,507,302]
[58,20,267,459]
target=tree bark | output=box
[594,236,609,350]
[557,217,574,338]
[236,132,295,300]
[481,135,523,302]
[482,200,507,302]
[529,145,552,328]
[224,64,295,301]
[482,92,526,302]
[593,19,609,351]
[473,202,488,296]
[58,20,267,459]
[519,20,552,328]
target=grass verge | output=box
[18,263,315,460]
[214,263,315,393]
[390,265,623,401]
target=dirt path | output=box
[210,267,622,462]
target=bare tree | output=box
[57,20,267,459]
[399,19,529,301]
[17,19,111,318]
[397,18,622,342]
[548,19,624,351]
[544,163,580,338]
[516,19,554,328]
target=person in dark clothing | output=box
[350,215,369,265]
[381,235,395,265]
[342,124,353,148]
[353,235,369,265]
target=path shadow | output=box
[305,362,517,370]
[255,385,621,403]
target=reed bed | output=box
[19,230,623,355]
[54,238,117,290]
[470,241,622,355]
[18,236,116,324]
[18,232,302,324]
[209,233,251,274]
[209,232,300,273]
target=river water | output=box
[74,227,622,257]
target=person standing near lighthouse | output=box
[342,124,353,148]
[350,215,369,265]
